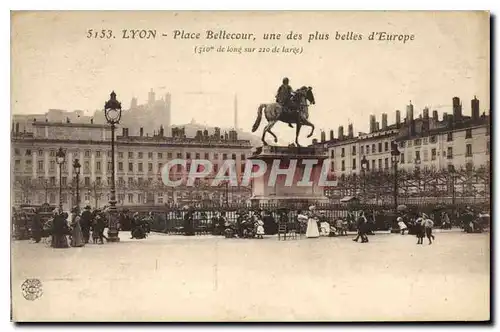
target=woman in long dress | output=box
[306,206,320,238]
[51,211,69,248]
[70,213,85,247]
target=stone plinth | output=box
[249,145,330,206]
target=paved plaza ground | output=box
[11,230,490,322]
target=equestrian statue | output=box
[251,77,316,147]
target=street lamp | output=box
[73,158,81,214]
[361,156,368,202]
[55,147,66,210]
[391,142,401,212]
[450,165,457,206]
[103,91,123,242]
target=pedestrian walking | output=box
[422,213,435,245]
[70,208,85,247]
[80,205,92,244]
[353,210,368,243]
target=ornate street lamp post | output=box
[450,165,457,206]
[103,91,123,242]
[55,147,66,211]
[361,156,368,202]
[73,158,81,214]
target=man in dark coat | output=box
[462,207,475,233]
[31,209,43,243]
[51,210,69,248]
[80,206,93,244]
[352,211,369,243]
[262,210,277,235]
[276,77,295,128]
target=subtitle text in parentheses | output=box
[194,45,216,54]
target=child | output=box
[415,215,425,245]
[397,217,408,235]
[255,217,265,239]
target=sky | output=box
[11,11,490,144]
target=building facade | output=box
[313,97,490,203]
[11,120,252,211]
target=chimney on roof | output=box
[159,125,164,137]
[329,130,334,141]
[369,115,376,133]
[406,101,414,123]
[423,107,429,120]
[15,123,19,134]
[348,124,354,138]
[395,110,401,127]
[338,126,344,139]
[381,113,388,130]
[432,110,438,122]
[471,96,480,121]
[320,130,326,142]
[452,97,462,121]
[407,101,415,136]
[140,127,144,137]
[312,138,318,145]
[443,112,448,122]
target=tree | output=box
[35,178,52,204]
[86,180,105,208]
[13,176,35,205]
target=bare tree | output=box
[86,180,105,208]
[35,178,52,203]
[13,176,36,205]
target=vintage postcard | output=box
[10,11,490,322]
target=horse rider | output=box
[276,77,295,128]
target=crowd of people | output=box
[12,202,489,247]
[13,205,135,248]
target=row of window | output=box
[336,157,392,172]
[398,128,484,149]
[14,159,69,172]
[13,148,248,161]
[115,151,246,160]
[331,141,391,158]
[330,127,488,158]
[333,141,487,171]
[14,192,188,204]
[15,158,249,174]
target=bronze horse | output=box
[251,86,315,147]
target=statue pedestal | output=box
[249,145,330,206]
